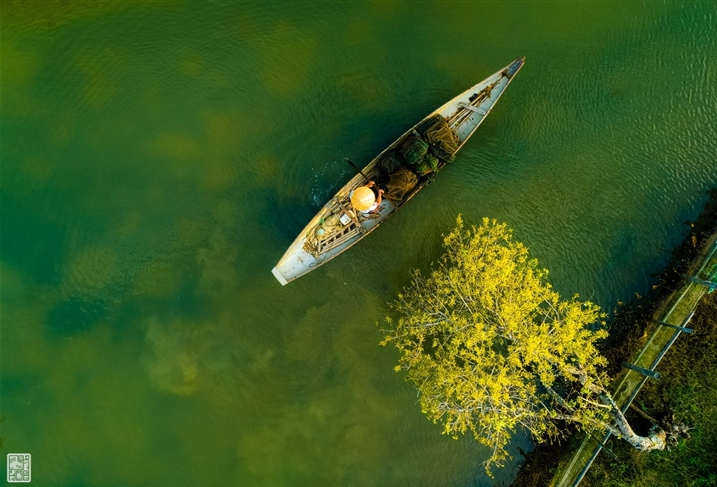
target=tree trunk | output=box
[605,393,666,451]
[565,365,666,452]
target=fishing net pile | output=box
[422,116,459,162]
[401,136,429,166]
[415,153,439,176]
[384,168,418,201]
[375,115,459,203]
[379,151,404,175]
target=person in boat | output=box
[350,181,384,214]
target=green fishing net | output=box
[415,153,439,176]
[401,136,429,166]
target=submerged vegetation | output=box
[380,217,668,475]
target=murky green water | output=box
[1,2,716,486]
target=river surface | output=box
[1,2,716,486]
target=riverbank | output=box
[511,188,717,486]
[582,291,717,486]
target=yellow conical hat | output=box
[350,186,376,211]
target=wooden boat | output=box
[272,57,525,285]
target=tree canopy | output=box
[381,217,664,473]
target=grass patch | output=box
[583,292,717,487]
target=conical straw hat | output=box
[350,186,376,211]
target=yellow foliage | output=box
[381,217,611,474]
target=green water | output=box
[1,2,716,486]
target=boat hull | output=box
[272,57,525,285]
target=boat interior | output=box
[304,76,508,257]
[304,115,458,257]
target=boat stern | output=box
[271,267,289,286]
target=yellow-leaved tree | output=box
[381,217,665,473]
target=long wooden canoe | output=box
[272,57,525,285]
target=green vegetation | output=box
[583,291,717,487]
[380,217,666,475]
[512,188,717,486]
